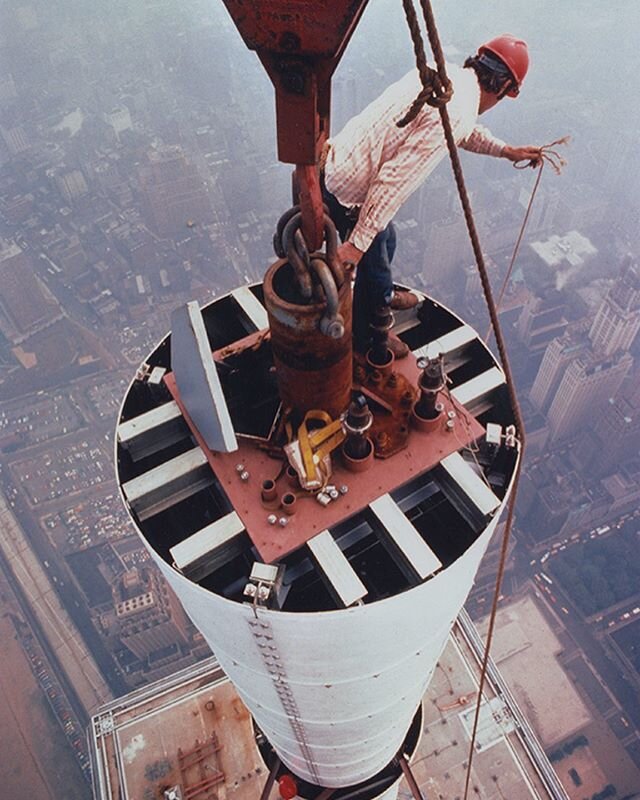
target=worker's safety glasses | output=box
[479,52,518,94]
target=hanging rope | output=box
[484,137,570,341]
[397,0,452,127]
[398,3,538,799]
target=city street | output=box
[0,469,127,697]
[467,518,640,772]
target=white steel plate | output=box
[440,452,500,517]
[117,400,181,445]
[231,286,269,330]
[148,366,166,385]
[307,530,367,608]
[369,494,442,580]
[250,562,279,583]
[451,366,504,407]
[170,512,245,572]
[171,301,238,452]
[413,324,475,361]
[122,447,209,514]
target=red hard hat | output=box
[479,34,529,97]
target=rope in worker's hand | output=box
[483,135,570,342]
[513,135,570,174]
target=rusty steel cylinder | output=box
[264,259,352,421]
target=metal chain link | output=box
[273,206,346,338]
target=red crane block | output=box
[220,0,370,166]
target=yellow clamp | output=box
[298,410,345,486]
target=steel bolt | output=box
[278,517,289,527]
[235,463,245,473]
[267,514,277,525]
[328,489,339,500]
[339,485,349,495]
[447,410,456,420]
[279,31,301,52]
[401,390,414,408]
[240,470,250,482]
[316,492,331,507]
[446,419,455,432]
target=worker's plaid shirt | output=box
[324,63,506,252]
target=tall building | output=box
[52,234,89,279]
[529,331,585,413]
[116,275,520,798]
[0,239,57,342]
[422,214,469,286]
[588,261,640,357]
[0,124,29,155]
[517,288,568,354]
[517,183,560,236]
[545,348,632,441]
[531,261,639,442]
[571,392,640,478]
[53,167,89,202]
[139,145,213,237]
[332,69,359,134]
[112,566,191,665]
[103,106,132,140]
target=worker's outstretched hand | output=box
[337,241,364,272]
[502,144,542,168]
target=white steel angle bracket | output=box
[171,300,238,452]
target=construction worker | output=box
[321,35,541,357]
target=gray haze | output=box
[0,0,639,797]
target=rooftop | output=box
[89,660,265,800]
[89,622,557,800]
[0,238,22,261]
[530,231,597,270]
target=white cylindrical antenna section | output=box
[116,284,518,792]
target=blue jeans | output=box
[321,181,396,349]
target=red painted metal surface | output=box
[264,259,353,422]
[295,164,325,250]
[164,354,484,564]
[220,0,370,247]
[353,352,418,458]
[178,734,225,799]
[220,0,370,164]
[278,774,298,799]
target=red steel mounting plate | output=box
[164,354,484,564]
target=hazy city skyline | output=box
[0,1,639,798]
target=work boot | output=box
[388,334,409,359]
[389,289,419,310]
